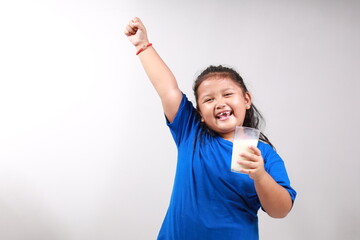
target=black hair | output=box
[193,65,275,149]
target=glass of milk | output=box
[231,126,260,173]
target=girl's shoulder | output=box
[258,141,278,157]
[258,141,272,149]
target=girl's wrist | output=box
[135,41,150,50]
[135,42,152,55]
[252,169,269,182]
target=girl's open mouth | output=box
[216,110,232,120]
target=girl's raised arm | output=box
[124,17,183,123]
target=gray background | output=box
[1,0,359,239]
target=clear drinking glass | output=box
[231,126,260,173]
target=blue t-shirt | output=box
[157,94,296,240]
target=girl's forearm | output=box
[137,45,182,122]
[137,44,179,98]
[254,173,293,218]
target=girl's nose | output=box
[216,103,226,109]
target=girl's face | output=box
[197,77,252,141]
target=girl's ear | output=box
[197,107,205,122]
[244,92,252,107]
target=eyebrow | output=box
[222,88,235,92]
[199,94,212,101]
[200,88,235,95]
[199,88,236,100]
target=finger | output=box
[248,145,261,156]
[124,25,136,36]
[127,25,137,33]
[240,152,258,162]
[130,17,145,32]
[133,17,144,26]
[124,29,130,36]
[127,20,138,31]
[124,29,134,36]
[237,160,255,169]
[240,168,252,175]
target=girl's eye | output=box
[204,98,213,103]
[224,93,233,97]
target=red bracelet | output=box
[136,43,152,55]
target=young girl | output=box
[124,17,296,240]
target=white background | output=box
[0,0,359,239]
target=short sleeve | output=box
[260,142,297,202]
[166,93,200,146]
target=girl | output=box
[124,17,296,240]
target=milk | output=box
[231,139,258,172]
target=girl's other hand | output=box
[124,17,149,47]
[238,146,266,181]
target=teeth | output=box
[217,111,230,117]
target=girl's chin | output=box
[214,126,237,135]
[205,119,241,133]
[216,120,238,129]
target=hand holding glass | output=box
[231,126,260,173]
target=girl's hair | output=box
[193,65,275,149]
